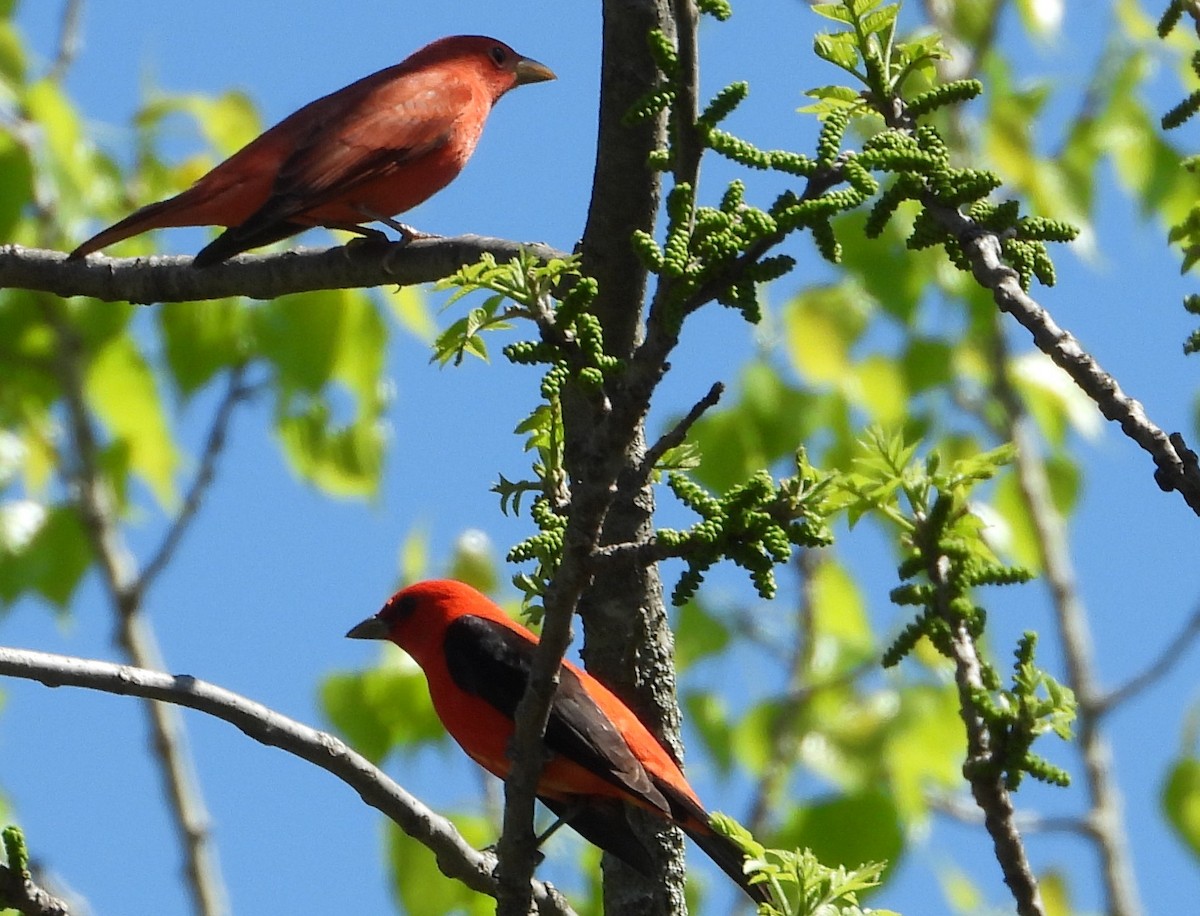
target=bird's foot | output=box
[351,205,442,244]
[480,841,546,869]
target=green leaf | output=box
[783,285,869,385]
[158,298,250,397]
[448,529,500,594]
[810,557,873,672]
[1163,756,1200,860]
[772,788,903,878]
[0,505,90,608]
[731,698,781,775]
[388,814,494,916]
[811,3,856,25]
[991,466,1041,572]
[674,598,731,670]
[813,32,862,73]
[256,291,348,393]
[0,20,27,88]
[189,91,262,157]
[258,288,388,496]
[690,362,825,492]
[861,6,899,39]
[1038,869,1073,916]
[683,690,735,776]
[321,661,446,765]
[397,526,429,584]
[854,354,907,425]
[22,78,94,216]
[884,683,963,819]
[383,283,436,344]
[276,399,385,497]
[0,131,33,241]
[938,862,984,913]
[1011,351,1102,447]
[901,337,955,394]
[85,334,179,508]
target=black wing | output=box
[443,614,671,815]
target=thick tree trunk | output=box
[575,1,689,913]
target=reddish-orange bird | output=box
[69,36,554,267]
[346,579,768,904]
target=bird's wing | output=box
[189,67,476,265]
[266,65,475,215]
[443,615,673,814]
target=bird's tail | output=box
[683,820,771,905]
[68,195,198,260]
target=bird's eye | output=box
[385,593,419,624]
[489,46,508,65]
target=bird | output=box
[69,36,555,267]
[345,578,769,904]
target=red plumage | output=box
[69,36,554,266]
[346,579,767,903]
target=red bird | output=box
[69,36,554,267]
[346,579,768,904]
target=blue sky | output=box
[4,1,1200,914]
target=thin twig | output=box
[941,216,1200,516]
[138,366,254,598]
[927,544,1044,916]
[0,647,577,916]
[671,0,704,206]
[1098,598,1200,715]
[42,299,228,916]
[926,792,1092,838]
[744,550,821,840]
[495,468,618,916]
[117,614,227,916]
[988,315,1143,916]
[639,381,723,478]
[47,0,85,83]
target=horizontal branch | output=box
[0,647,575,916]
[0,236,570,303]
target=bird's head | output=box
[413,35,556,101]
[347,579,497,659]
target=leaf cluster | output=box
[970,632,1076,790]
[710,813,893,916]
[841,430,1072,791]
[657,451,835,605]
[802,1,1079,292]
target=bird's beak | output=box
[346,616,390,640]
[514,56,556,86]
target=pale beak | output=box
[514,56,556,86]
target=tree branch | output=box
[638,381,722,480]
[496,492,611,916]
[0,236,569,303]
[932,211,1200,516]
[987,314,1143,916]
[137,367,255,599]
[0,647,577,916]
[948,614,1045,916]
[924,542,1044,916]
[1098,598,1200,715]
[47,0,85,84]
[43,299,228,916]
[0,862,72,916]
[564,2,696,915]
[926,792,1093,839]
